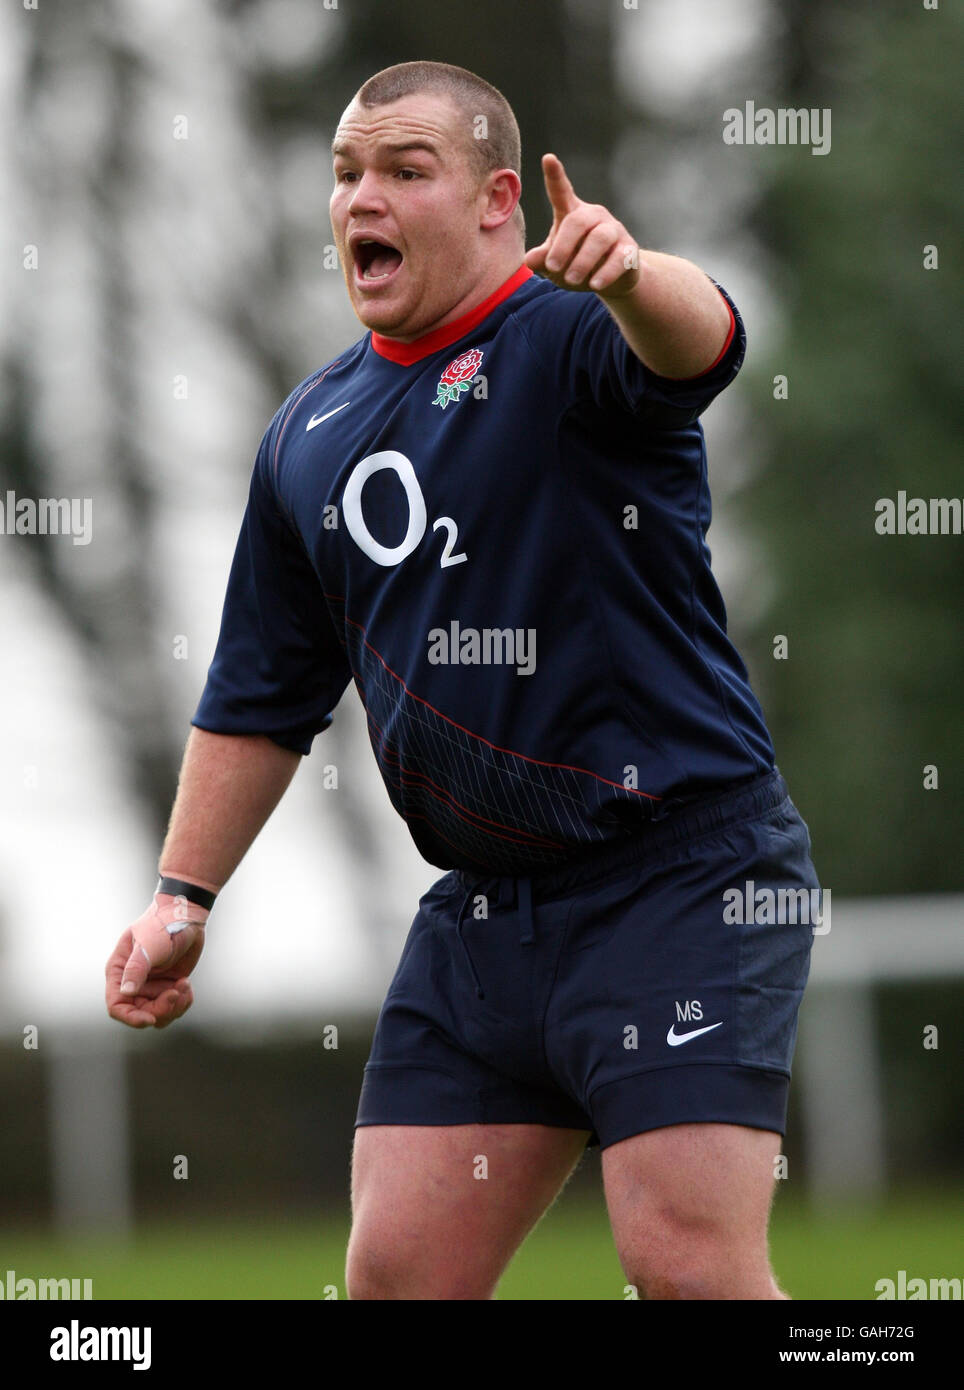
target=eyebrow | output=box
[332,139,442,160]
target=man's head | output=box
[330,61,524,341]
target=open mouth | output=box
[353,237,404,283]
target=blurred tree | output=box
[740,0,963,893]
[1,17,185,842]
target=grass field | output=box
[2,1190,962,1300]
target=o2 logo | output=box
[342,450,466,569]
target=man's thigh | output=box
[602,1121,785,1299]
[347,1122,589,1300]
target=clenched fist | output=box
[105,891,208,1029]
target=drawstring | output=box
[518,876,535,944]
[454,872,537,999]
[455,885,485,999]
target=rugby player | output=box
[106,61,820,1301]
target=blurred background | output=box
[0,0,960,1299]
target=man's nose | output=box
[347,171,387,215]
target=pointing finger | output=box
[542,153,579,219]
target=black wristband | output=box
[156,876,217,912]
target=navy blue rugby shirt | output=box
[193,264,775,874]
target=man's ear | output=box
[480,168,522,231]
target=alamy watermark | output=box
[723,881,831,934]
[427,621,536,676]
[876,1270,962,1300]
[723,101,831,156]
[0,491,92,546]
[0,1268,93,1299]
[875,492,963,535]
[50,1320,151,1370]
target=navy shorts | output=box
[355,769,819,1150]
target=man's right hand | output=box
[105,893,208,1029]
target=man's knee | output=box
[604,1122,785,1299]
[345,1227,495,1301]
[344,1232,401,1301]
[622,1214,783,1300]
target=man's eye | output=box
[336,170,358,183]
[396,168,420,180]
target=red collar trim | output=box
[370,264,533,365]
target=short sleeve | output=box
[520,277,746,430]
[192,429,352,755]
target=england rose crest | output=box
[432,347,484,409]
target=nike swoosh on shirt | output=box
[666,1021,724,1047]
[306,402,351,431]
